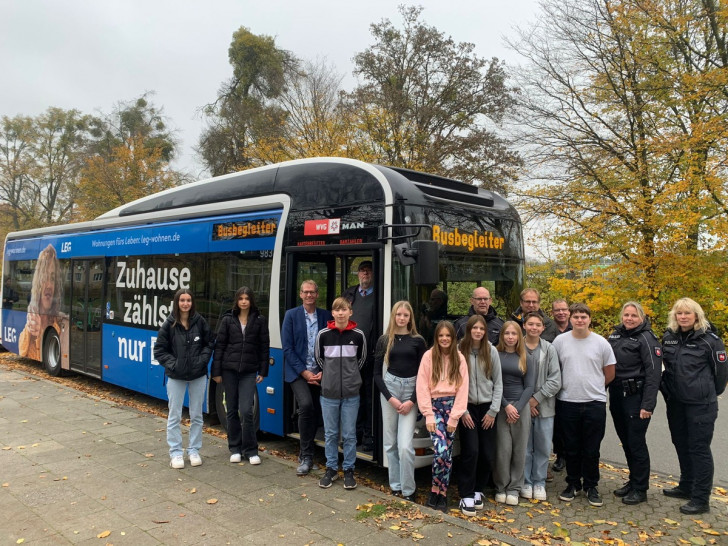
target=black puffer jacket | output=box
[662,327,727,404]
[211,310,270,377]
[154,312,212,381]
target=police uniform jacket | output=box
[661,327,727,405]
[607,318,662,412]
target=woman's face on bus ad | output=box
[40,259,57,312]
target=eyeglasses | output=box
[472,297,491,302]
[301,291,318,295]
[553,308,569,313]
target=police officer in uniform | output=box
[607,302,662,505]
[661,297,727,515]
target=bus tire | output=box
[214,381,260,433]
[43,329,63,377]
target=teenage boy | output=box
[315,297,367,490]
[553,303,615,507]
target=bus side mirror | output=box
[413,240,439,285]
[394,240,439,285]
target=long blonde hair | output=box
[496,320,527,374]
[382,301,420,361]
[459,315,493,378]
[430,321,463,389]
[29,244,62,316]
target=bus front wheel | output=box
[43,330,63,377]
[214,382,260,433]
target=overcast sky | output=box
[2,0,540,178]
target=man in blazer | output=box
[282,280,332,475]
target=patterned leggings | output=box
[430,396,456,495]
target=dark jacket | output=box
[154,312,212,381]
[315,319,367,399]
[661,327,727,404]
[211,309,270,377]
[282,304,332,383]
[454,305,504,344]
[511,307,559,342]
[608,318,662,412]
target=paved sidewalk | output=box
[1,364,726,545]
[0,367,522,545]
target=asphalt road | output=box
[600,395,728,487]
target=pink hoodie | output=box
[416,348,469,427]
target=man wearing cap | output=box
[343,260,377,452]
[454,287,504,344]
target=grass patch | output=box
[355,502,389,520]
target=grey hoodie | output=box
[465,342,503,418]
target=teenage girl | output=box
[494,321,536,505]
[416,320,469,512]
[374,301,427,501]
[457,314,503,517]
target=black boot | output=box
[622,490,647,505]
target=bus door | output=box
[69,258,103,377]
[285,246,384,463]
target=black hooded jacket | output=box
[154,312,212,381]
[662,327,727,404]
[607,318,662,412]
[454,305,504,344]
[211,309,270,377]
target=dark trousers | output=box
[666,399,717,505]
[357,358,373,443]
[557,399,606,490]
[609,385,651,491]
[457,402,496,499]
[289,376,321,460]
[222,370,258,457]
[552,410,564,458]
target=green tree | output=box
[511,0,728,332]
[0,115,37,230]
[198,27,297,175]
[345,5,522,193]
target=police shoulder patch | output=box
[717,351,726,363]
[654,347,662,357]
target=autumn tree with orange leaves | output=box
[512,0,728,332]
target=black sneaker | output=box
[343,469,357,489]
[319,468,338,488]
[663,486,691,499]
[402,493,417,502]
[435,494,448,513]
[426,491,439,508]
[586,487,603,507]
[559,485,578,502]
[552,457,565,472]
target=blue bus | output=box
[1,157,524,466]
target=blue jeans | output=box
[166,375,207,458]
[525,416,554,488]
[321,395,359,471]
[222,371,258,457]
[380,372,418,496]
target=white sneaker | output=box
[248,455,261,465]
[506,494,519,506]
[473,491,484,510]
[459,498,476,517]
[534,485,547,501]
[169,455,184,469]
[188,452,202,467]
[521,485,533,499]
[495,492,506,504]
[230,453,242,463]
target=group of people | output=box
[153,277,727,518]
